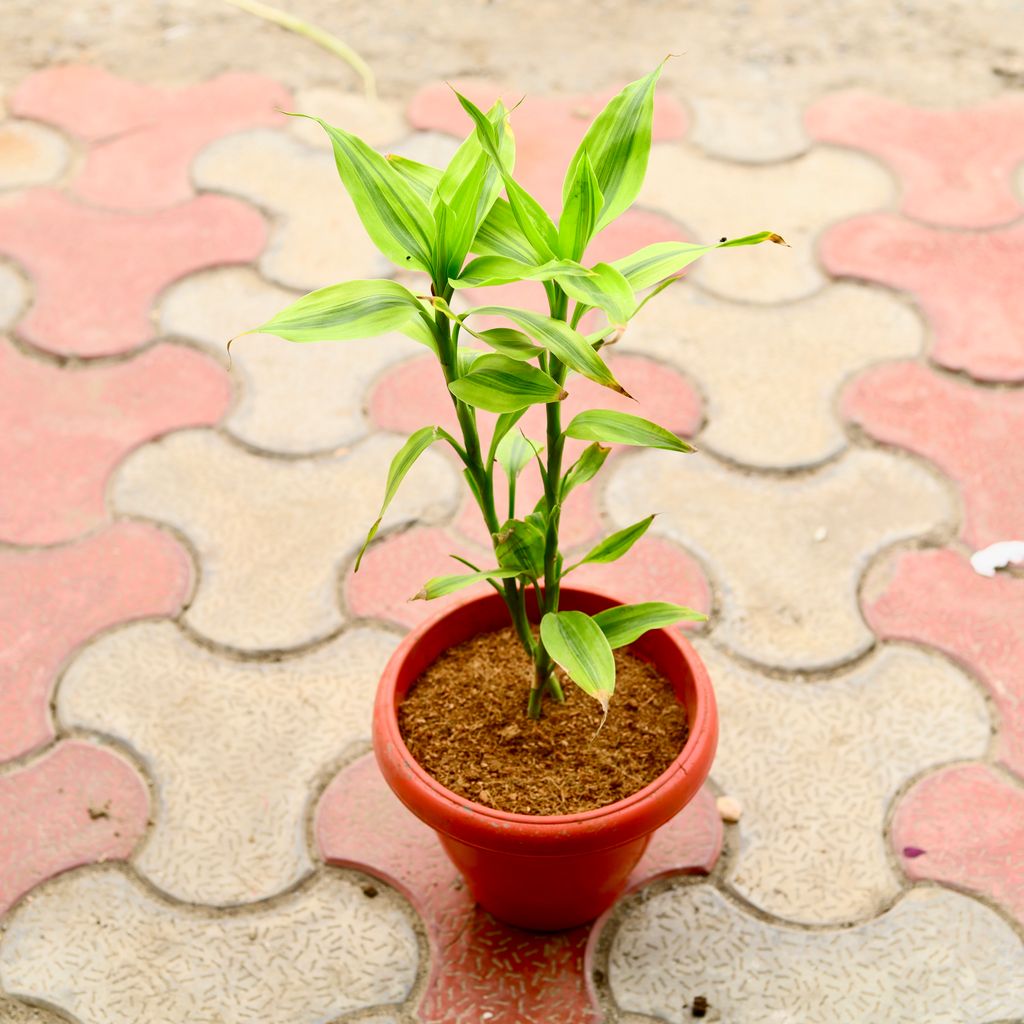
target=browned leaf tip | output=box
[768,232,790,246]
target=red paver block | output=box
[0,340,230,545]
[892,763,1024,928]
[842,360,1024,548]
[0,189,265,357]
[806,91,1024,228]
[0,523,192,762]
[0,740,149,915]
[316,752,721,1024]
[10,66,291,210]
[864,548,1024,776]
[821,214,1024,383]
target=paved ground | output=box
[2,5,1024,1022]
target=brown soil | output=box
[398,626,689,816]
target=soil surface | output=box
[399,626,690,815]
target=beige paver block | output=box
[288,87,407,149]
[701,641,989,923]
[59,620,396,905]
[640,144,894,303]
[160,266,421,454]
[689,95,809,163]
[0,867,418,1023]
[192,129,389,291]
[605,448,953,670]
[623,282,921,468]
[0,120,69,190]
[111,429,456,651]
[609,885,1024,1024]
[0,261,26,329]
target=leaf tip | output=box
[768,232,790,247]
[557,388,569,402]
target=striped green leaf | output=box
[385,154,441,204]
[244,279,426,343]
[557,262,635,325]
[593,601,707,648]
[558,150,603,260]
[413,568,522,601]
[564,410,694,452]
[569,515,654,570]
[540,610,616,712]
[476,327,541,361]
[496,429,542,480]
[449,354,567,413]
[472,198,535,262]
[560,442,610,500]
[494,516,546,577]
[451,255,591,289]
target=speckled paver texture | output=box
[2,4,1023,1021]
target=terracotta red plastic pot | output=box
[372,586,718,931]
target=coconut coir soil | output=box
[398,626,689,816]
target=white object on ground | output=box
[970,540,1024,577]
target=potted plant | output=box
[242,63,783,930]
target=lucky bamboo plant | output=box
[242,63,783,719]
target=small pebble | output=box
[716,795,742,823]
[692,994,709,1017]
[813,525,828,542]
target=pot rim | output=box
[374,584,716,832]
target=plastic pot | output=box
[372,586,718,931]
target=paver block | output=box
[316,752,721,1024]
[864,547,1024,776]
[0,523,192,763]
[110,429,457,651]
[622,281,921,469]
[843,360,1024,547]
[701,640,989,923]
[0,740,149,916]
[10,65,291,209]
[609,884,1024,1024]
[0,262,26,329]
[288,86,407,148]
[59,620,397,905]
[689,94,809,163]
[822,214,1024,382]
[892,763,1024,928]
[192,129,388,291]
[159,266,421,454]
[0,338,230,545]
[640,144,894,303]
[806,91,1024,227]
[606,447,953,671]
[0,119,68,190]
[0,868,417,1023]
[0,189,265,357]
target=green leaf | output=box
[540,610,616,712]
[557,262,635,325]
[560,442,610,500]
[468,306,627,395]
[494,516,545,577]
[414,568,521,600]
[558,150,603,261]
[386,153,441,204]
[496,429,542,480]
[569,515,654,569]
[451,255,592,289]
[298,114,435,273]
[593,602,707,648]
[472,198,536,262]
[449,354,567,413]
[565,409,694,452]
[244,279,426,343]
[476,327,541,361]
[487,409,528,465]
[562,64,662,231]
[356,426,444,570]
[613,232,788,291]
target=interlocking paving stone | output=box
[348,525,710,631]
[891,763,1024,928]
[192,129,388,291]
[605,448,953,670]
[822,213,1024,382]
[288,86,407,149]
[0,523,191,762]
[10,65,290,209]
[0,189,265,357]
[701,641,989,923]
[0,262,26,329]
[608,884,1024,1024]
[0,867,418,1023]
[640,144,894,304]
[159,266,421,454]
[621,281,921,469]
[58,620,396,905]
[316,752,721,1024]
[806,91,1024,227]
[0,338,230,545]
[689,95,809,163]
[0,119,68,190]
[843,360,1024,547]
[864,547,1024,776]
[110,429,457,651]
[0,740,149,916]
